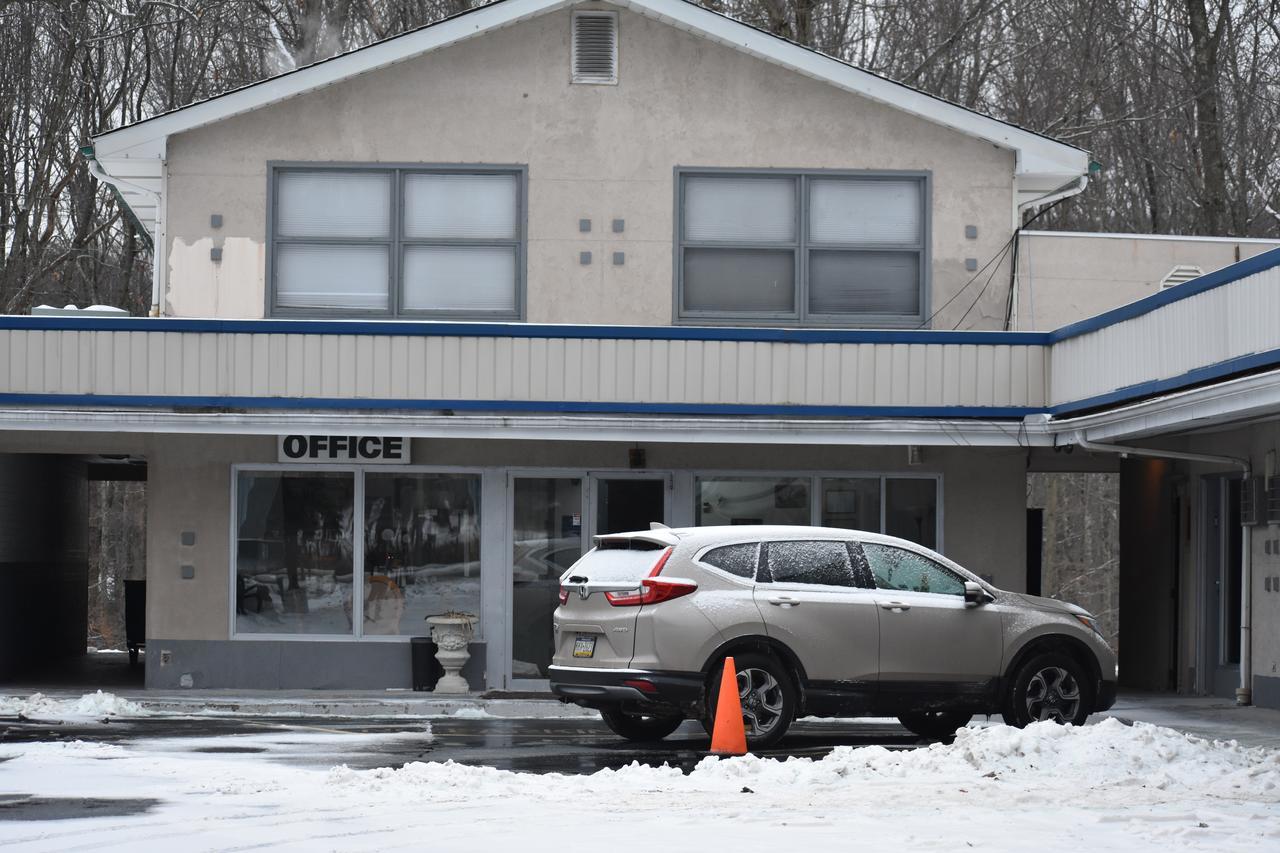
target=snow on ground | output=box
[1,718,1277,851]
[0,691,150,720]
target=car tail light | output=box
[605,548,696,607]
[558,587,569,606]
[623,679,659,694]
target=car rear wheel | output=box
[704,652,797,749]
[599,707,684,742]
[897,711,972,740]
[1002,652,1093,727]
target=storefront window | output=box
[235,471,354,635]
[362,473,481,635]
[885,477,938,549]
[696,474,938,549]
[696,477,810,526]
[820,478,881,530]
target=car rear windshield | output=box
[565,544,667,582]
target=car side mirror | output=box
[963,582,987,606]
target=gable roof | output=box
[89,0,1089,239]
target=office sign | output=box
[277,435,410,464]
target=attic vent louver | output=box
[1159,264,1204,289]
[572,11,617,84]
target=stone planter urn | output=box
[425,614,476,694]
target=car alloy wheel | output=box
[737,666,785,736]
[1003,651,1093,727]
[1024,665,1081,723]
[704,652,797,748]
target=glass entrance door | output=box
[510,477,584,684]
[592,476,669,536]
[506,472,670,688]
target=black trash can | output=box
[410,636,444,691]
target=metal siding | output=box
[1050,265,1280,406]
[2,326,1063,411]
[130,332,149,395]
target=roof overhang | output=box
[0,408,1054,447]
[90,0,1087,239]
[1043,367,1280,445]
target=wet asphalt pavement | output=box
[0,713,922,775]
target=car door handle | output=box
[767,596,800,607]
[879,601,911,612]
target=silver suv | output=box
[549,526,1117,747]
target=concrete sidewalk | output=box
[3,686,1277,747]
[1101,691,1280,749]
[0,685,596,719]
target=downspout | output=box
[1010,175,1088,329]
[1071,433,1253,706]
[82,147,164,317]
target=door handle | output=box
[879,601,911,612]
[767,596,800,608]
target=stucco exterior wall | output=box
[163,5,1016,328]
[136,435,1026,646]
[1015,232,1280,330]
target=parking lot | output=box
[0,712,921,781]
[2,694,1278,852]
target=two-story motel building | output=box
[1,0,1278,708]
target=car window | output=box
[862,543,964,596]
[764,540,857,587]
[700,542,759,578]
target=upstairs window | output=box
[676,171,928,326]
[270,166,524,319]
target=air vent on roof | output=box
[572,11,617,84]
[1160,265,1204,289]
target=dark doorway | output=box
[1025,508,1043,596]
[1118,458,1178,691]
[594,479,666,535]
[1201,475,1243,698]
[0,454,146,688]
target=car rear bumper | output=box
[548,665,703,710]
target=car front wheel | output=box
[1002,652,1093,727]
[599,707,684,742]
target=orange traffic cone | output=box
[709,655,748,756]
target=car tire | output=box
[599,707,684,742]
[704,652,797,750]
[897,711,972,740]
[1002,651,1094,727]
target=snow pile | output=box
[691,718,1279,797]
[0,690,150,720]
[447,706,494,719]
[3,719,1278,851]
[326,719,1280,805]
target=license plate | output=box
[573,636,596,658]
